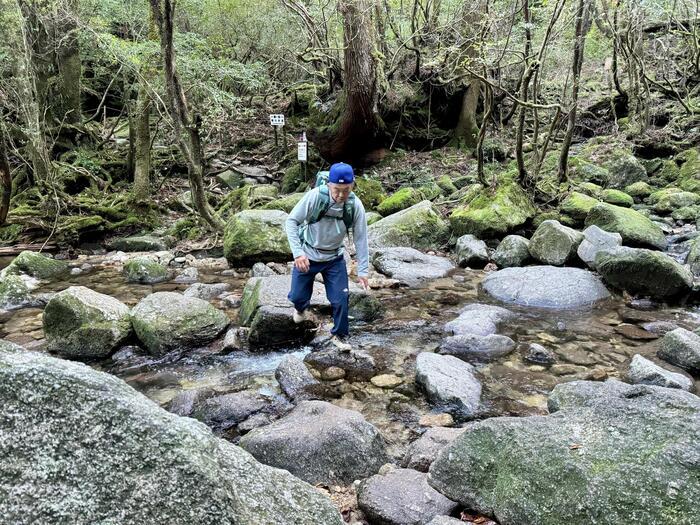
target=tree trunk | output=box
[0,125,12,225]
[310,0,384,164]
[149,0,223,230]
[558,0,591,182]
[453,80,481,149]
[132,82,151,202]
[56,0,81,127]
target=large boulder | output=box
[304,346,377,381]
[0,343,343,525]
[595,247,692,300]
[685,237,700,276]
[443,303,517,337]
[42,286,132,359]
[377,187,424,216]
[560,191,600,221]
[131,292,229,356]
[368,201,450,251]
[415,352,482,419]
[647,188,700,213]
[576,225,622,269]
[455,234,489,268]
[450,183,537,238]
[492,235,530,268]
[628,354,694,391]
[584,203,667,249]
[123,256,170,284]
[357,468,458,525]
[481,266,610,309]
[429,380,700,525]
[402,427,466,472]
[527,220,584,266]
[108,235,168,252]
[657,328,700,374]
[3,250,69,280]
[240,400,389,485]
[248,305,314,348]
[223,209,292,266]
[372,247,455,287]
[601,189,633,207]
[606,154,648,188]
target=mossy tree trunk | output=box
[56,0,81,128]
[148,0,223,230]
[0,124,12,225]
[311,0,384,163]
[453,80,481,149]
[132,82,151,202]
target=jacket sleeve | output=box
[285,191,315,259]
[352,198,370,277]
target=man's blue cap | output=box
[329,162,354,184]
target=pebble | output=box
[370,374,403,389]
[419,413,454,427]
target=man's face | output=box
[328,182,353,203]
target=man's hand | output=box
[294,255,310,273]
[358,276,369,290]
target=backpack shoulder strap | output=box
[308,186,332,225]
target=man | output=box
[285,162,369,351]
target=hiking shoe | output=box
[329,335,352,352]
[293,309,310,324]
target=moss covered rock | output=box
[576,182,604,198]
[658,160,681,183]
[366,212,382,225]
[528,220,584,266]
[261,193,305,213]
[493,235,530,268]
[560,192,600,221]
[450,183,537,238]
[353,178,387,210]
[131,292,229,356]
[224,210,292,266]
[281,164,307,194]
[217,185,279,219]
[43,286,132,358]
[108,235,169,252]
[123,257,170,284]
[429,380,700,525]
[0,273,35,310]
[606,154,647,189]
[377,187,423,217]
[678,148,699,180]
[585,203,667,249]
[602,189,633,207]
[368,201,450,251]
[647,188,699,213]
[672,205,700,221]
[436,175,458,195]
[624,181,654,200]
[3,251,69,280]
[533,211,577,228]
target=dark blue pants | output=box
[288,255,349,337]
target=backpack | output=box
[298,171,356,246]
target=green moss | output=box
[3,251,69,280]
[353,178,386,210]
[217,185,280,220]
[585,203,666,249]
[647,188,699,213]
[658,160,681,183]
[123,257,169,284]
[560,192,600,220]
[0,224,22,244]
[450,182,537,238]
[533,212,576,228]
[575,182,604,198]
[624,181,654,200]
[602,189,634,207]
[261,193,305,213]
[376,187,422,217]
[223,210,291,266]
[167,217,203,241]
[281,164,308,194]
[436,175,458,195]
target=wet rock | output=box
[165,387,213,417]
[372,247,455,288]
[304,346,377,381]
[595,247,692,300]
[493,235,531,268]
[239,275,327,326]
[251,262,276,277]
[123,256,170,284]
[482,266,610,309]
[240,400,389,485]
[427,518,465,525]
[275,355,322,401]
[444,303,517,336]
[248,305,314,348]
[43,286,132,359]
[641,321,678,335]
[131,292,229,356]
[584,202,667,249]
[524,343,556,365]
[370,374,403,388]
[191,390,268,432]
[576,225,622,269]
[415,353,482,420]
[183,282,230,300]
[349,291,385,322]
[440,334,516,362]
[172,267,199,284]
[0,343,343,525]
[528,220,584,266]
[613,323,658,340]
[222,327,245,352]
[368,201,450,251]
[0,273,39,310]
[628,354,694,391]
[455,235,489,268]
[429,380,700,525]
[402,427,466,472]
[657,328,700,373]
[2,250,69,280]
[223,209,292,266]
[358,468,459,525]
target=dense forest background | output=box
[0,0,698,251]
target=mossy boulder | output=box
[595,247,692,300]
[108,235,169,252]
[686,237,700,276]
[624,181,654,200]
[450,183,537,238]
[678,148,699,181]
[533,212,576,228]
[217,185,280,219]
[42,286,132,358]
[493,235,530,268]
[366,212,382,226]
[215,169,245,189]
[528,220,584,266]
[658,160,681,183]
[429,380,700,525]
[281,164,307,194]
[573,161,610,186]
[576,182,604,198]
[353,178,387,210]
[647,188,699,213]
[3,250,69,280]
[377,187,423,217]
[585,203,667,249]
[606,154,647,189]
[223,210,292,266]
[560,192,600,221]
[131,292,229,356]
[672,205,700,221]
[368,201,450,251]
[601,189,633,207]
[436,175,458,195]
[123,257,170,284]
[0,273,35,310]
[261,193,305,213]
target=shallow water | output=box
[2,252,699,458]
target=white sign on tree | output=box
[297,141,307,161]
